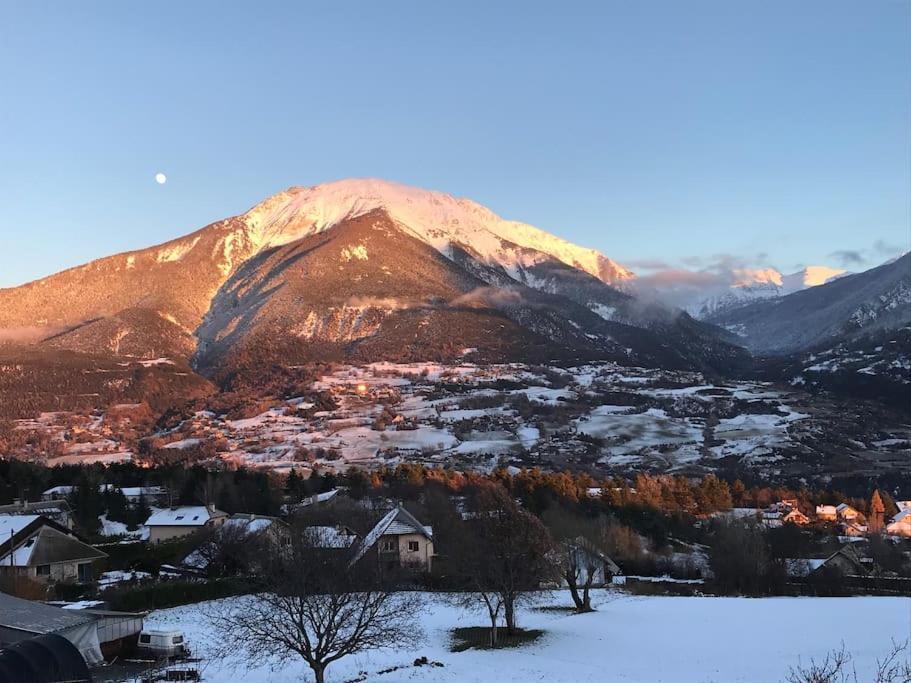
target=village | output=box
[3,464,911,681]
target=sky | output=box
[0,1,909,291]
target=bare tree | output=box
[208,526,423,683]
[786,641,911,683]
[543,508,610,612]
[452,483,554,642]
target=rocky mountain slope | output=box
[0,179,746,382]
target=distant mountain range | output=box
[706,253,910,355]
[690,265,848,319]
[0,179,746,388]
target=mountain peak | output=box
[239,178,634,285]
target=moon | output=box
[155,172,167,185]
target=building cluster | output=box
[734,490,911,539]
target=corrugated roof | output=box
[0,592,97,634]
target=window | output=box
[381,540,396,552]
[408,541,419,552]
[36,564,51,576]
[139,634,151,644]
[78,562,93,583]
[172,636,184,644]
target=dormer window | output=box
[175,515,184,520]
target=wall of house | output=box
[0,559,95,584]
[149,525,202,544]
[385,533,433,570]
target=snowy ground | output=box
[10,361,909,482]
[143,590,911,683]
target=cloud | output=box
[626,252,775,310]
[828,250,866,267]
[873,240,905,257]
[625,259,673,271]
[449,287,523,309]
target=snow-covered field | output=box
[144,591,911,682]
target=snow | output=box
[98,569,152,588]
[163,438,201,450]
[239,179,633,288]
[145,506,218,527]
[144,591,911,682]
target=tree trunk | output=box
[504,597,517,634]
[565,572,584,611]
[489,621,498,647]
[581,582,592,612]
[311,663,326,683]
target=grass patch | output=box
[534,605,579,614]
[450,627,544,652]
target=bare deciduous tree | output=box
[786,641,911,683]
[452,483,554,643]
[208,527,423,683]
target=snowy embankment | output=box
[144,591,911,682]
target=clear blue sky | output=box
[1,1,909,287]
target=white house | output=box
[144,506,227,544]
[886,510,911,537]
[349,506,434,572]
[815,505,837,522]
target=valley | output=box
[3,359,908,489]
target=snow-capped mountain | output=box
[0,180,745,377]
[236,179,635,286]
[706,253,910,354]
[692,266,847,319]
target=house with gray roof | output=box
[350,506,434,572]
[0,514,107,585]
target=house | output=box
[0,499,74,529]
[349,506,434,572]
[886,510,911,537]
[0,515,107,584]
[41,485,75,501]
[183,513,289,571]
[761,504,810,528]
[302,525,359,549]
[144,505,227,544]
[117,486,168,506]
[563,537,621,587]
[836,503,861,523]
[786,545,873,578]
[815,505,837,522]
[42,484,167,506]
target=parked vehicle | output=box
[137,629,189,658]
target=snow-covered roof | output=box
[145,506,224,527]
[43,485,75,496]
[349,506,432,566]
[304,525,357,548]
[223,515,275,534]
[0,514,41,538]
[891,510,911,524]
[298,489,341,506]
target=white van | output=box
[137,629,189,658]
